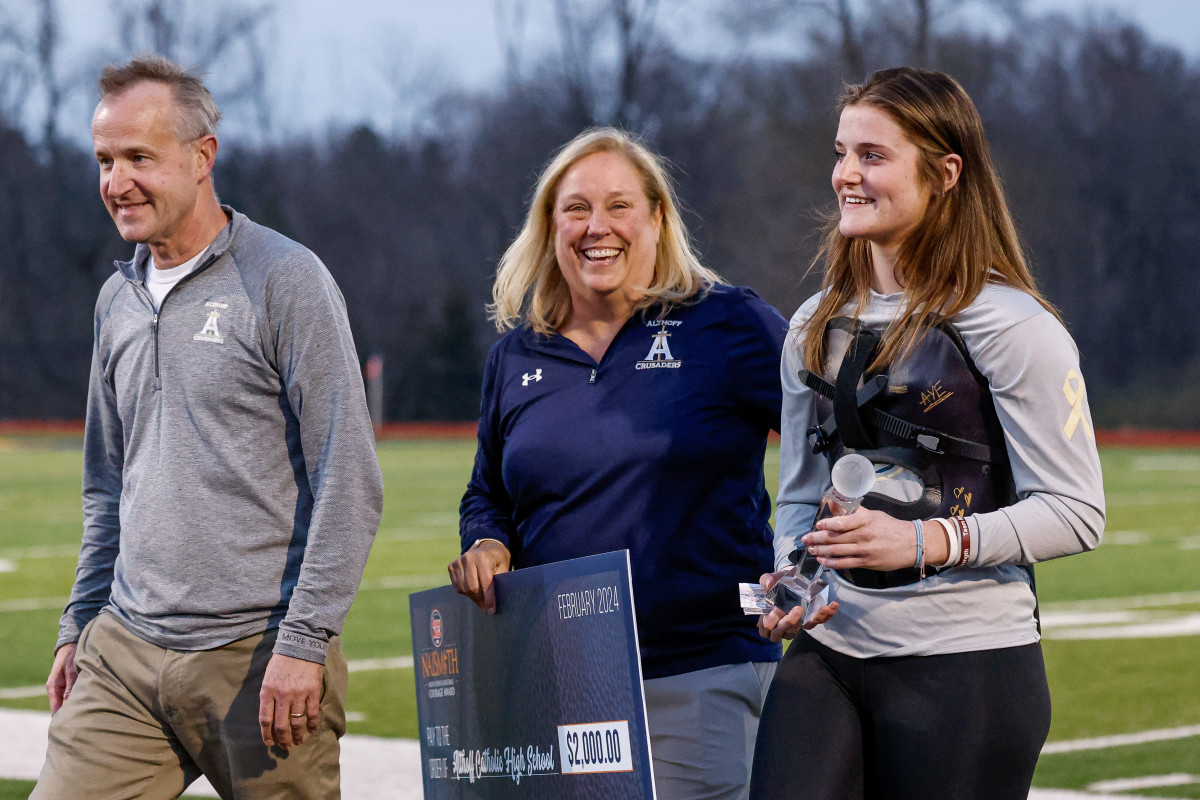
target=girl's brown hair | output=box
[801,67,1058,373]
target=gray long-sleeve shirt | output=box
[58,209,383,664]
[777,284,1105,657]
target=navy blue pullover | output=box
[460,284,785,678]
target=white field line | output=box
[1043,591,1200,614]
[1041,724,1200,755]
[1044,614,1200,640]
[0,597,67,613]
[0,708,424,799]
[0,544,79,560]
[346,656,413,672]
[1105,491,1200,508]
[375,528,450,542]
[1133,455,1200,471]
[1101,531,1152,546]
[407,512,460,526]
[5,589,1192,615]
[1080,529,1200,550]
[1087,774,1200,793]
[0,574,446,613]
[1039,591,1200,640]
[358,574,447,591]
[1025,729,1200,800]
[1040,611,1146,627]
[1,657,415,708]
[1,713,1196,798]
[1029,791,1179,800]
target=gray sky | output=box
[249,0,1200,141]
[1034,0,1200,57]
[9,0,1200,146]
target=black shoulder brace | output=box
[798,316,1017,589]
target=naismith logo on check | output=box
[420,609,458,698]
[430,609,443,648]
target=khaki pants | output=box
[33,612,347,800]
[644,661,777,800]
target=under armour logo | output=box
[522,369,543,386]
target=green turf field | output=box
[2,437,1199,797]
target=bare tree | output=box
[493,0,530,86]
[611,0,660,128]
[372,36,449,142]
[552,0,602,125]
[0,7,35,129]
[108,0,277,143]
[725,0,1028,77]
[33,0,63,145]
[545,0,664,128]
[719,0,864,76]
[127,0,180,56]
[0,0,71,150]
[912,0,932,65]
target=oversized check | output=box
[409,550,656,799]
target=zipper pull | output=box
[589,368,597,384]
[152,313,159,331]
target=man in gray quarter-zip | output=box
[31,55,383,800]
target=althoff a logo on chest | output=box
[636,321,683,371]
[193,301,227,345]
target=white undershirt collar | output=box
[145,248,208,311]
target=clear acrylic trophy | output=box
[765,454,875,624]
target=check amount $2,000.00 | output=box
[557,720,634,775]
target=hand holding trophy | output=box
[759,454,874,624]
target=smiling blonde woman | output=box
[451,127,789,799]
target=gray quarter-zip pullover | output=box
[58,209,383,663]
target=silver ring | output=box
[289,712,306,719]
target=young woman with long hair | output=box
[751,67,1105,800]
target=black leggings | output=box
[750,634,1051,800]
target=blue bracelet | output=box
[913,519,926,580]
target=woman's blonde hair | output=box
[489,127,722,333]
[802,67,1059,372]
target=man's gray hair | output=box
[98,54,221,141]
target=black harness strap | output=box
[796,315,1034,598]
[798,369,1005,464]
[805,372,887,454]
[831,327,881,450]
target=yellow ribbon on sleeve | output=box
[1062,370,1094,442]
